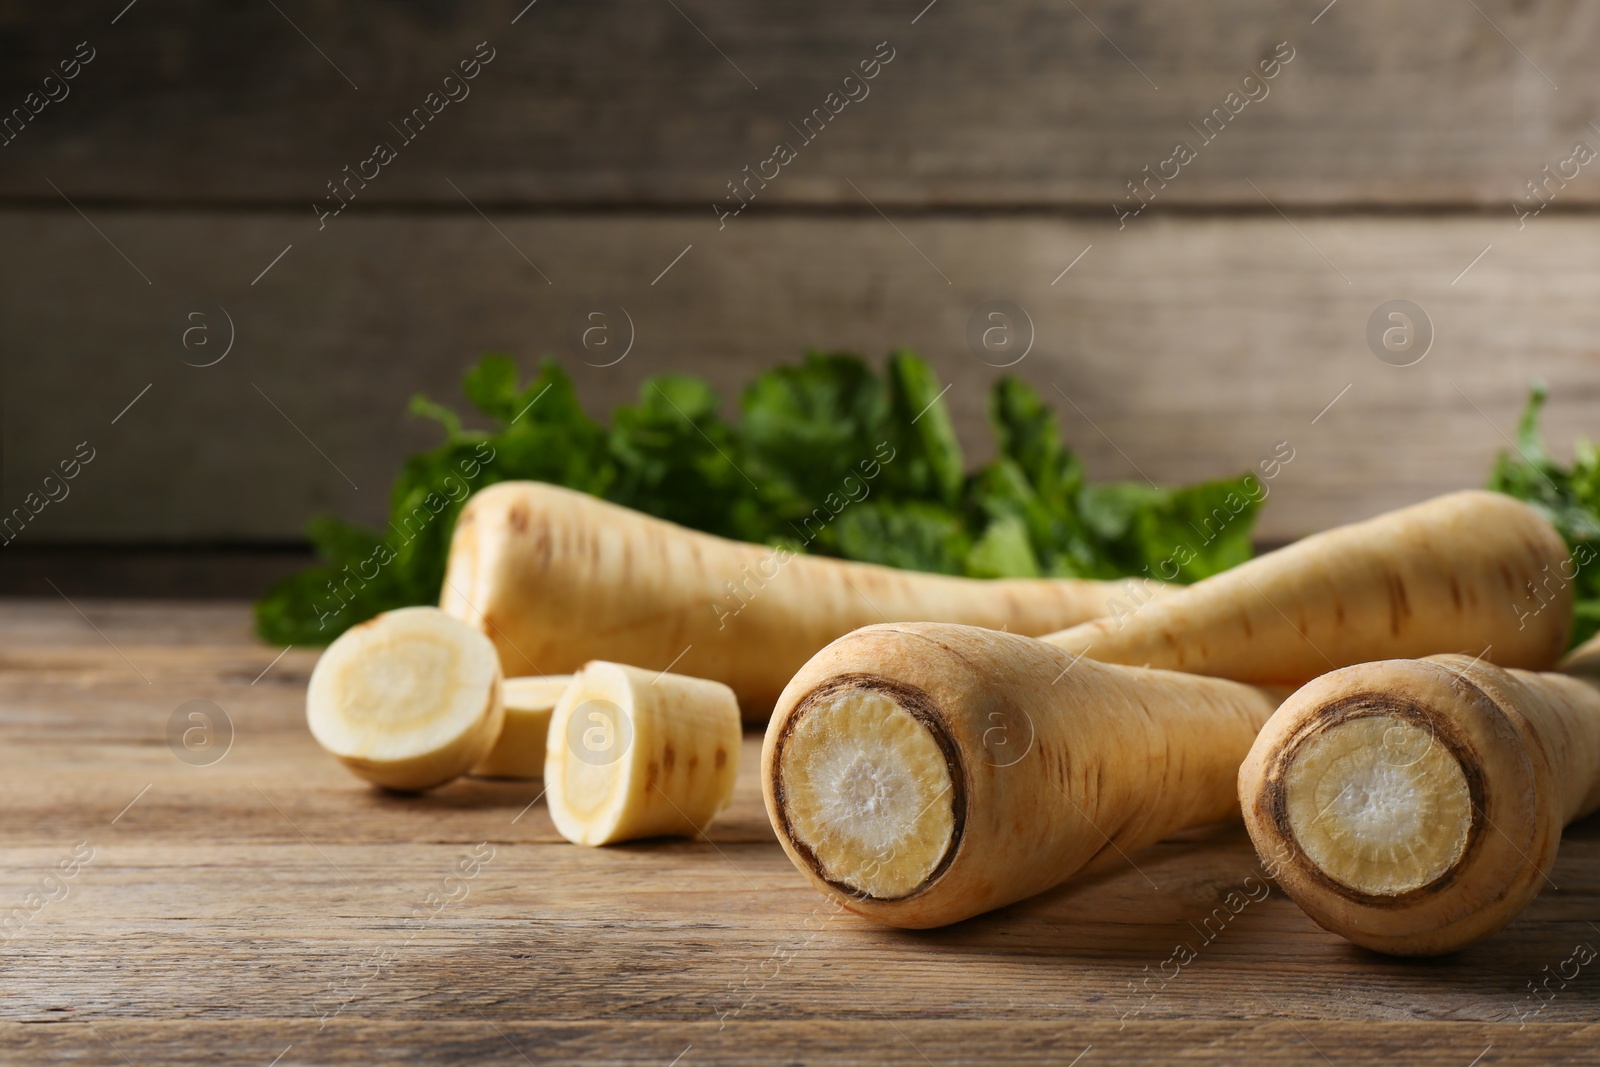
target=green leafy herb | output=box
[1487,383,1600,648]
[255,351,1266,644]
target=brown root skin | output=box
[441,481,1171,720]
[1240,648,1600,956]
[1560,630,1600,683]
[1044,491,1573,687]
[762,623,1279,929]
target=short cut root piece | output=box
[306,606,505,792]
[472,675,573,780]
[545,661,741,846]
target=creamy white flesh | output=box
[546,661,741,846]
[553,671,633,833]
[306,606,502,789]
[1283,716,1472,896]
[473,675,573,779]
[779,689,955,899]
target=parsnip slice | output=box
[472,675,573,780]
[545,661,741,845]
[307,606,504,791]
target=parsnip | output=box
[1044,491,1572,684]
[1238,633,1600,955]
[546,660,741,846]
[762,623,1279,928]
[440,481,1168,718]
[307,606,504,791]
[471,675,573,780]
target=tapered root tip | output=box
[769,677,964,901]
[1275,708,1475,897]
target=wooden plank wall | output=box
[3,0,1599,549]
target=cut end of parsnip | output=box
[1282,714,1473,896]
[545,661,741,846]
[548,664,635,838]
[472,675,573,780]
[1238,659,1569,955]
[773,684,957,900]
[307,606,505,792]
[1235,655,1574,953]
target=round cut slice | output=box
[1283,715,1472,896]
[778,688,955,899]
[473,675,573,779]
[307,606,504,791]
[545,661,741,846]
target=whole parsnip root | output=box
[440,482,1169,719]
[307,606,504,791]
[1238,633,1600,955]
[761,623,1280,928]
[1044,491,1572,685]
[471,675,573,780]
[546,661,741,846]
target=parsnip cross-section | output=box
[307,606,504,791]
[472,675,573,780]
[545,661,741,846]
[1282,715,1472,897]
[778,688,956,900]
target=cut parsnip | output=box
[762,623,1280,928]
[1043,491,1572,685]
[440,481,1170,718]
[545,661,741,845]
[307,606,504,791]
[1239,632,1600,955]
[472,675,573,780]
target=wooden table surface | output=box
[4,600,1599,1065]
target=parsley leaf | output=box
[1487,383,1600,648]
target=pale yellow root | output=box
[307,606,504,792]
[1043,491,1572,686]
[1239,632,1600,955]
[762,623,1279,928]
[472,675,573,780]
[440,481,1170,719]
[545,661,741,846]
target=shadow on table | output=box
[846,818,1600,1013]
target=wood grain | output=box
[4,211,1598,546]
[8,1021,1600,1067]
[1,601,1598,1064]
[5,1,1599,209]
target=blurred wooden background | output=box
[4,0,1600,590]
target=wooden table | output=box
[4,601,1597,1065]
